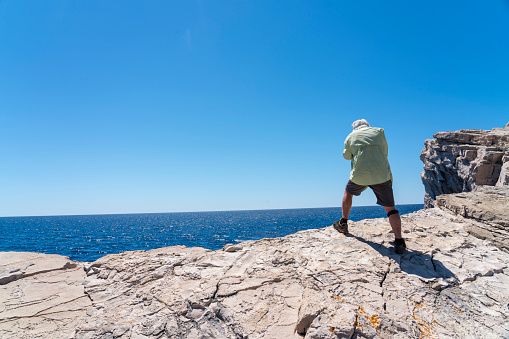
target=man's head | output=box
[352,119,370,130]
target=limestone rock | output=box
[0,252,91,338]
[2,206,509,338]
[421,122,509,207]
[436,186,509,251]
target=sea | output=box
[0,204,423,262]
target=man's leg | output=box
[382,206,402,239]
[334,181,365,234]
[382,206,406,254]
[333,190,354,234]
[342,191,353,219]
[370,181,405,251]
[369,180,406,253]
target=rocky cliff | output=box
[421,122,509,208]
[1,200,509,338]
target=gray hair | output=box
[352,119,370,130]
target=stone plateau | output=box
[1,201,509,338]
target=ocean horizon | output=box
[0,203,425,218]
[0,204,423,262]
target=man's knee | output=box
[387,209,399,217]
[383,206,398,217]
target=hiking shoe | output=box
[333,219,348,234]
[394,239,406,254]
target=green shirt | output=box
[343,126,392,186]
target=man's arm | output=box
[381,129,388,157]
[343,141,353,160]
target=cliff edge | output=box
[420,122,509,208]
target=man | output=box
[333,119,406,254]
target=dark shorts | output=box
[345,180,395,207]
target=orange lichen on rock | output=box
[331,295,343,302]
[356,305,380,329]
[412,314,438,338]
[367,314,380,329]
[409,300,439,338]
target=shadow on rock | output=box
[347,234,457,281]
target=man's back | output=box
[343,126,392,186]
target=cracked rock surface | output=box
[436,186,509,252]
[0,252,91,338]
[1,203,509,338]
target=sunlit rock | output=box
[1,203,509,338]
[421,122,509,208]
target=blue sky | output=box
[1,1,508,216]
